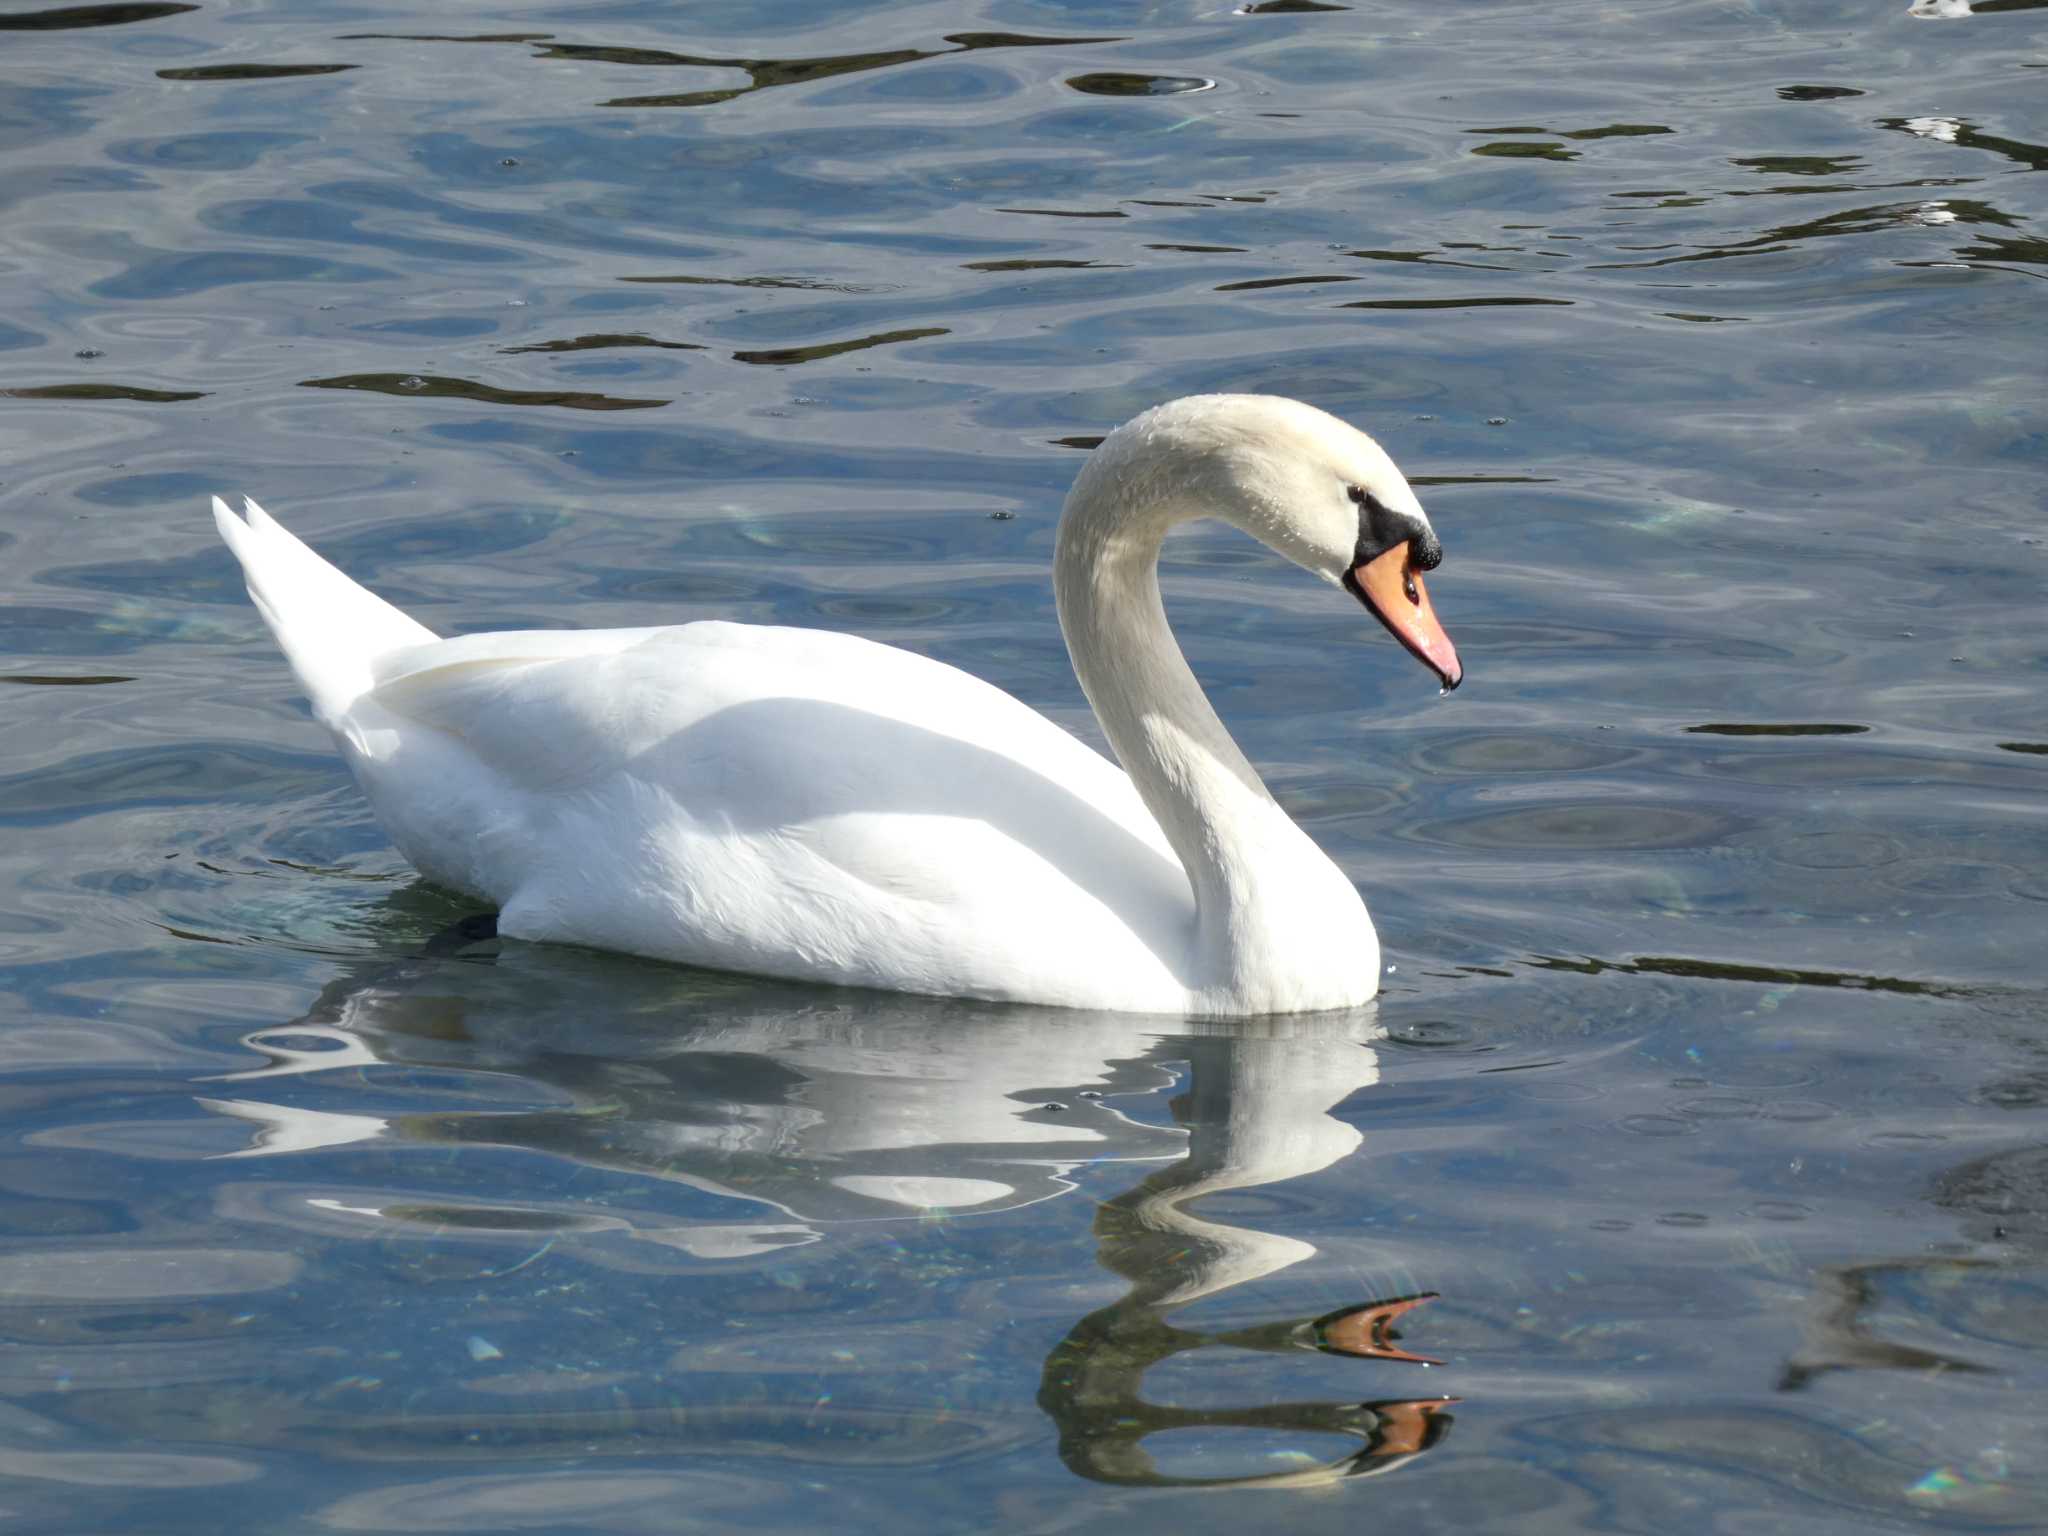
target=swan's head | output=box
[1096,394,1463,690]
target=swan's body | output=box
[215,394,1460,1015]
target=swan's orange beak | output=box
[1346,542,1462,690]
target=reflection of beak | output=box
[1360,1397,1459,1460]
[1313,1292,1443,1364]
[1343,542,1462,690]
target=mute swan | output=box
[214,394,1461,1015]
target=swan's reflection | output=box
[1040,1024,1454,1488]
[201,935,1452,1485]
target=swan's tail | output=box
[212,496,439,726]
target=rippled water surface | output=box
[4,0,2046,1529]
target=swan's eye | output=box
[1347,485,1378,511]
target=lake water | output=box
[3,0,2045,1529]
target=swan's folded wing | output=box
[356,620,1024,799]
[369,626,675,694]
[360,618,1183,870]
[362,625,679,792]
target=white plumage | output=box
[215,394,1460,1015]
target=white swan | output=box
[214,394,1461,1015]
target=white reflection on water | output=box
[198,1096,389,1157]
[192,940,1450,1487]
[194,944,1380,1242]
[0,1246,300,1301]
[1904,114,1965,141]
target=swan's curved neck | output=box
[1054,451,1366,1001]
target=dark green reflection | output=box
[1780,1260,1992,1391]
[0,2,194,28]
[961,259,1124,272]
[298,374,666,410]
[0,674,135,686]
[731,327,946,366]
[1687,723,1869,736]
[498,334,703,355]
[1339,296,1571,310]
[4,383,206,402]
[158,64,359,81]
[336,32,554,43]
[1534,953,1966,998]
[1065,73,1215,97]
[1215,274,1358,292]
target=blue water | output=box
[3,0,2045,1528]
